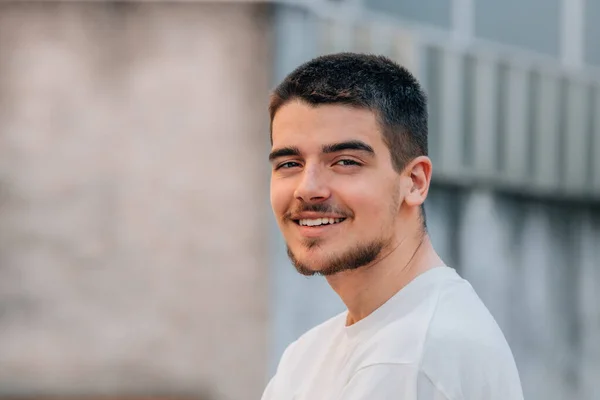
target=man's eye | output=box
[277,161,301,170]
[335,159,361,167]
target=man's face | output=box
[269,101,408,276]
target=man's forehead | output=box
[271,103,382,149]
[273,101,378,128]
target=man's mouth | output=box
[294,218,346,227]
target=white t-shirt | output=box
[261,266,524,400]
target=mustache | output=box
[284,202,353,220]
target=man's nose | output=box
[294,166,331,203]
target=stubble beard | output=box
[286,236,392,276]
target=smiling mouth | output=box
[293,217,346,227]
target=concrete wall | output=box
[0,2,272,399]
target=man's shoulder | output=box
[278,311,347,366]
[420,277,524,399]
[425,276,510,352]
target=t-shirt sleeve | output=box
[260,376,276,400]
[260,340,298,400]
[337,364,450,400]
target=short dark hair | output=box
[269,52,428,173]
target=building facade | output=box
[269,2,600,400]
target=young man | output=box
[263,53,524,399]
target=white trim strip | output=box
[452,0,474,48]
[560,0,584,69]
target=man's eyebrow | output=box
[322,140,375,155]
[268,146,301,162]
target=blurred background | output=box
[0,0,598,399]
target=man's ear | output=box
[404,156,432,207]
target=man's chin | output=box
[290,256,355,277]
[286,246,328,276]
[286,239,386,277]
[285,251,315,271]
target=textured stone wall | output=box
[0,2,272,400]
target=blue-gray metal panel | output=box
[354,22,372,54]
[584,0,600,66]
[322,18,355,53]
[364,0,452,29]
[563,80,588,194]
[474,0,561,56]
[370,24,395,56]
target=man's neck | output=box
[325,234,443,326]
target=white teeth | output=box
[298,218,344,226]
